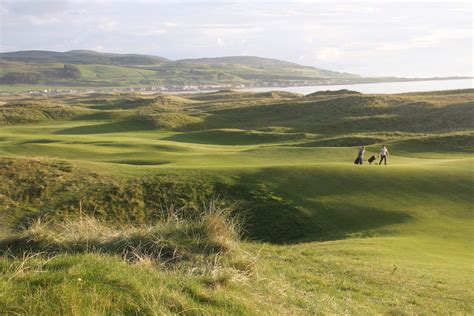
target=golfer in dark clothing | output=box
[379,145,389,165]
[355,146,365,165]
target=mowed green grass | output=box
[0,90,473,314]
[1,123,473,313]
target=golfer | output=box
[379,145,389,165]
[355,146,365,165]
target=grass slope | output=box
[0,89,473,314]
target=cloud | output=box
[314,28,473,63]
[164,22,178,28]
[22,15,61,25]
[143,28,167,36]
[332,4,380,14]
[217,37,225,46]
[192,24,264,34]
[0,0,471,77]
[316,47,342,61]
[375,29,472,52]
[97,18,118,32]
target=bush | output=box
[60,64,81,79]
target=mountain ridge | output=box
[0,49,356,76]
[1,49,468,93]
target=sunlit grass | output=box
[0,90,472,314]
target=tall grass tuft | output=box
[0,199,251,273]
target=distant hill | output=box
[0,50,365,91]
[0,50,470,94]
[0,50,170,65]
[178,56,301,66]
[175,56,358,80]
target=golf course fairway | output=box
[0,89,472,314]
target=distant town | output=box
[3,77,469,96]
[0,79,356,95]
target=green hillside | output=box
[0,89,473,314]
[0,50,362,92]
[1,50,470,94]
[0,50,170,65]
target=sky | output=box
[0,0,472,77]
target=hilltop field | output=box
[0,89,473,314]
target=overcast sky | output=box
[0,0,472,77]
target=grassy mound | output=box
[0,250,264,315]
[143,112,203,130]
[306,89,361,97]
[297,135,384,147]
[253,91,302,99]
[0,203,260,315]
[149,94,196,107]
[183,90,253,101]
[88,94,194,110]
[165,129,312,145]
[56,112,202,134]
[391,132,474,154]
[1,201,242,265]
[0,157,323,243]
[182,91,474,133]
[0,101,89,124]
[55,116,157,134]
[182,89,299,101]
[0,157,220,227]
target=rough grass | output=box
[0,252,263,315]
[0,201,262,315]
[297,135,384,147]
[0,156,331,243]
[1,200,244,266]
[2,90,472,135]
[0,157,225,229]
[0,101,90,124]
[179,90,474,134]
[391,131,474,153]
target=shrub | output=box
[60,64,81,79]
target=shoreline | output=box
[0,76,472,96]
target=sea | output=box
[240,78,473,95]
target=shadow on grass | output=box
[73,111,125,121]
[55,116,156,134]
[224,179,413,244]
[108,160,171,166]
[88,99,150,110]
[63,140,135,147]
[305,201,412,240]
[164,129,309,146]
[292,136,384,148]
[243,196,412,244]
[19,139,61,144]
[233,168,415,244]
[0,156,415,246]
